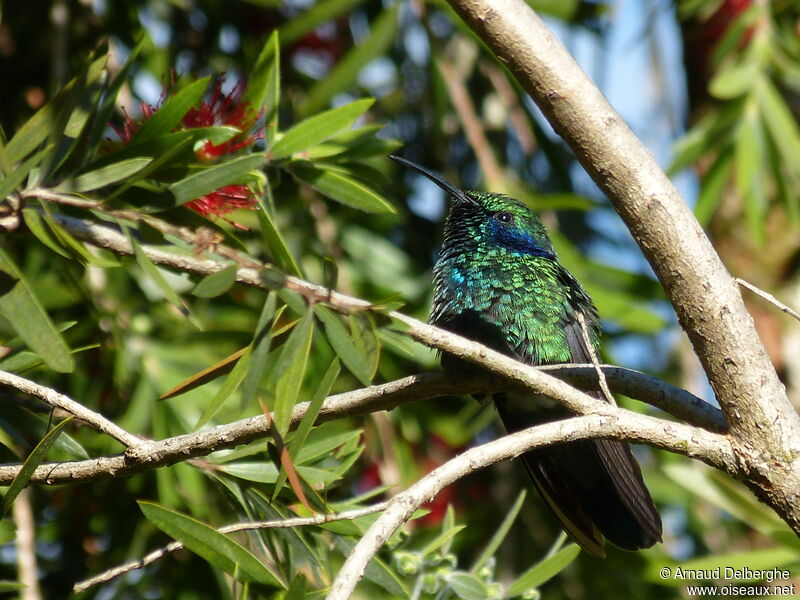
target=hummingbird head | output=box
[391,155,556,260]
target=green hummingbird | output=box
[392,156,662,556]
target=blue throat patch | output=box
[488,221,555,258]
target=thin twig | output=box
[737,278,800,323]
[73,502,389,593]
[326,413,735,599]
[0,370,141,448]
[438,58,507,191]
[14,489,42,600]
[575,311,616,406]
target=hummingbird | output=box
[392,156,662,556]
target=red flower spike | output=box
[185,185,258,230]
[182,79,264,161]
[107,75,265,228]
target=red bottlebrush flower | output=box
[109,76,263,228]
[185,185,258,230]
[182,79,264,161]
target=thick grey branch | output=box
[443,0,800,534]
[327,413,733,600]
[0,369,727,485]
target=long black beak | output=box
[390,155,473,204]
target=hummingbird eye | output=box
[494,211,513,224]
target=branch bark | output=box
[444,0,800,533]
[0,365,725,485]
[327,413,732,600]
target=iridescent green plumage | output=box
[393,156,662,556]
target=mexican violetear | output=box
[392,155,662,557]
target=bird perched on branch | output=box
[392,155,662,557]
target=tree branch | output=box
[327,413,734,600]
[443,0,800,533]
[0,369,141,448]
[73,502,388,593]
[0,366,725,485]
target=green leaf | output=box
[273,310,314,435]
[291,163,395,214]
[29,203,116,267]
[295,428,361,464]
[505,544,581,597]
[350,312,380,381]
[132,77,210,143]
[256,193,302,276]
[0,520,16,545]
[268,99,374,160]
[278,0,366,45]
[194,347,251,430]
[63,157,152,192]
[302,124,401,161]
[695,150,733,225]
[170,154,264,207]
[277,358,339,492]
[300,5,398,115]
[420,524,466,558]
[0,403,88,460]
[243,30,280,144]
[127,233,188,315]
[5,56,106,163]
[734,109,762,198]
[0,147,48,200]
[192,264,239,298]
[21,208,70,258]
[472,490,526,573]
[314,305,372,385]
[447,572,491,600]
[240,293,278,408]
[0,248,73,372]
[94,126,238,169]
[1,417,73,517]
[709,60,759,100]
[138,501,284,587]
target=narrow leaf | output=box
[243,30,280,144]
[256,193,302,276]
[301,5,398,115]
[5,56,106,163]
[315,305,372,385]
[0,147,48,200]
[278,0,365,45]
[472,489,526,573]
[0,248,73,372]
[273,310,314,435]
[192,264,239,298]
[65,157,152,192]
[127,233,189,316]
[170,154,264,207]
[446,572,490,600]
[194,347,252,429]
[2,417,73,517]
[138,501,284,587]
[240,293,279,407]
[505,544,581,597]
[132,77,210,143]
[268,99,374,160]
[21,208,70,258]
[291,163,395,214]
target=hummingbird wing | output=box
[496,304,662,555]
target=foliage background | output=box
[1,0,800,598]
